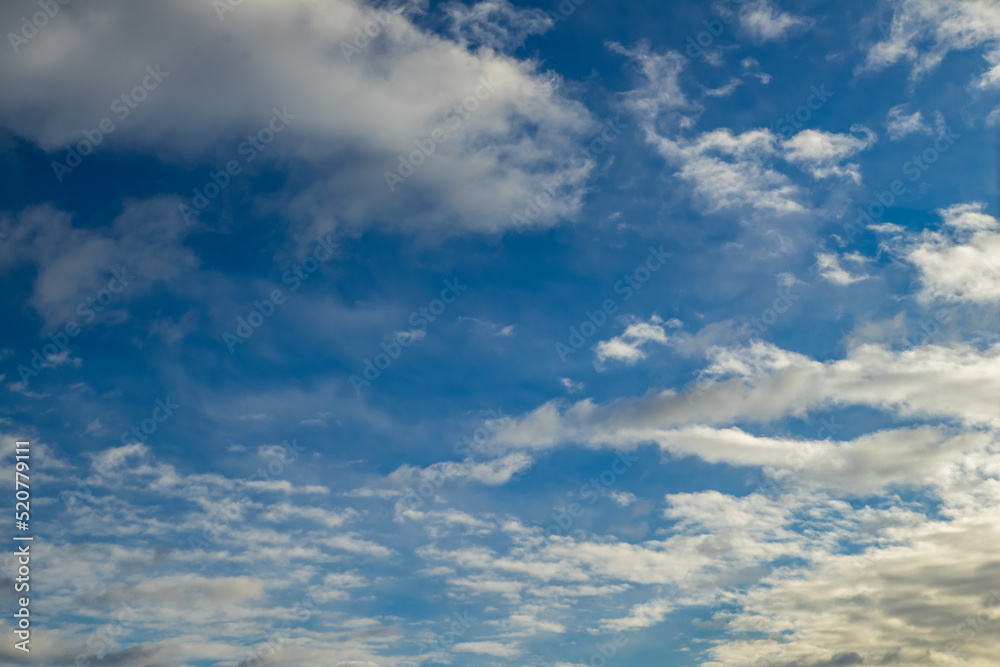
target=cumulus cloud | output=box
[0,0,596,235]
[703,502,1000,667]
[595,315,681,365]
[650,127,805,214]
[890,202,1000,302]
[781,126,877,183]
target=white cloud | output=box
[595,315,681,365]
[816,251,870,285]
[444,0,552,51]
[741,57,773,84]
[862,0,1000,89]
[703,502,1000,667]
[389,452,533,487]
[0,199,197,327]
[0,0,596,235]
[738,0,812,42]
[258,503,360,528]
[988,105,1000,126]
[613,44,872,218]
[885,103,932,140]
[608,41,690,125]
[494,339,1000,456]
[322,534,394,558]
[452,640,522,657]
[609,491,638,506]
[892,202,1000,302]
[781,126,877,183]
[561,377,585,393]
[650,127,805,214]
[703,77,743,97]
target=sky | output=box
[0,0,999,665]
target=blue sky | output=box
[1,0,999,665]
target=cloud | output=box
[861,0,1000,88]
[816,251,870,285]
[609,491,638,506]
[494,339,1000,457]
[452,640,522,657]
[649,127,805,214]
[105,573,266,605]
[258,503,360,528]
[703,77,743,98]
[0,0,595,235]
[322,534,394,558]
[595,315,681,365]
[613,44,871,218]
[702,506,1000,667]
[988,105,1000,126]
[741,56,773,84]
[560,377,585,393]
[885,103,932,140]
[389,452,534,487]
[608,41,690,124]
[444,0,552,51]
[0,199,196,327]
[891,202,1000,302]
[781,126,877,183]
[737,0,813,42]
